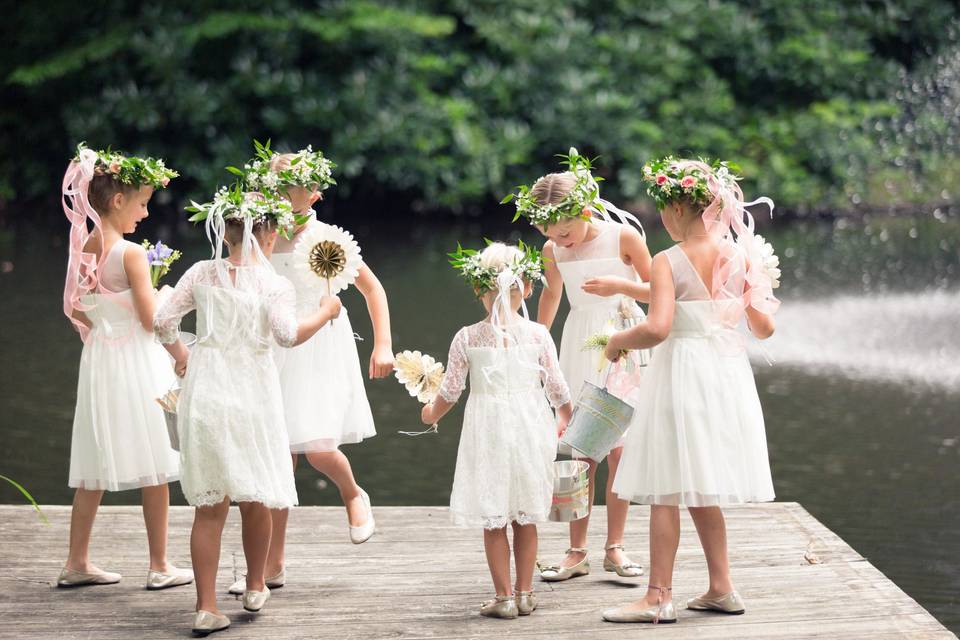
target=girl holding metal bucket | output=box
[506,148,652,581]
[421,241,573,619]
[600,158,779,624]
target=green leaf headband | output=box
[503,147,603,226]
[185,183,296,237]
[74,142,178,190]
[448,239,546,295]
[230,139,337,194]
[642,156,741,210]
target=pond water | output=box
[0,210,957,631]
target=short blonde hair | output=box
[530,171,577,206]
[478,242,524,273]
[269,152,297,173]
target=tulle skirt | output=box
[612,337,775,507]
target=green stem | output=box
[0,475,48,525]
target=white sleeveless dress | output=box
[270,219,376,453]
[439,320,571,529]
[612,245,775,506]
[68,239,180,491]
[155,261,299,509]
[554,221,647,456]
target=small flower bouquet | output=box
[582,323,629,372]
[141,240,182,287]
[393,350,445,435]
[748,234,781,289]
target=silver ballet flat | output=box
[480,594,518,619]
[242,586,271,613]
[227,568,285,595]
[515,590,538,616]
[539,547,590,582]
[602,543,644,578]
[686,590,746,614]
[348,489,376,544]
[146,566,194,590]
[602,586,677,624]
[192,610,230,636]
[57,566,122,587]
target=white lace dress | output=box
[439,319,571,529]
[69,239,180,491]
[154,260,299,509]
[612,245,775,506]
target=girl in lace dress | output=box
[509,149,651,581]
[421,242,573,620]
[155,188,341,635]
[600,158,779,624]
[58,145,192,591]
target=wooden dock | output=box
[0,503,953,639]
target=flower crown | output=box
[503,148,603,226]
[185,183,295,235]
[642,156,740,210]
[74,142,178,189]
[231,139,336,194]
[448,240,546,295]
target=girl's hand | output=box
[604,340,624,363]
[582,275,627,297]
[319,295,342,319]
[421,403,435,426]
[174,354,189,378]
[369,345,395,379]
[556,412,570,438]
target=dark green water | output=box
[1,212,958,631]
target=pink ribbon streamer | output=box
[62,149,104,342]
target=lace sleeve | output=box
[537,325,571,408]
[438,327,470,404]
[267,276,299,348]
[154,263,201,344]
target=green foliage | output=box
[0,0,957,214]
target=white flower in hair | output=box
[292,222,363,295]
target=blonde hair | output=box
[530,171,577,206]
[269,152,296,173]
[478,242,524,273]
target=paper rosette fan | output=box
[292,223,363,295]
[394,350,445,403]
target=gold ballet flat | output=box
[192,610,230,636]
[480,594,518,619]
[57,566,121,587]
[515,590,538,615]
[227,568,285,595]
[602,543,644,578]
[146,566,194,590]
[686,590,746,614]
[602,586,677,624]
[539,547,590,582]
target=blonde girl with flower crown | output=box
[155,187,341,635]
[421,241,573,619]
[507,149,652,582]
[222,143,392,595]
[58,144,193,591]
[600,158,779,624]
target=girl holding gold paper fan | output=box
[155,185,341,635]
[420,241,572,620]
[227,142,390,595]
[506,148,652,583]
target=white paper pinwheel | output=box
[394,350,445,403]
[292,222,363,295]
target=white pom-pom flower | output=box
[746,233,781,289]
[394,350,445,403]
[292,222,363,295]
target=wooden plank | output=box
[0,503,952,639]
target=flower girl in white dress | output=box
[508,149,652,580]
[155,187,341,635]
[59,144,192,591]
[600,158,779,624]
[421,242,573,619]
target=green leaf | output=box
[0,475,48,525]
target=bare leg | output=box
[689,506,735,597]
[265,508,288,577]
[191,498,230,614]
[304,449,366,526]
[65,488,105,572]
[561,457,599,568]
[603,447,631,565]
[141,484,171,572]
[511,523,538,592]
[238,502,272,592]
[482,527,513,597]
[621,505,679,611]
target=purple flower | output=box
[155,241,174,261]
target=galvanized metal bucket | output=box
[549,460,590,522]
[560,376,635,462]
